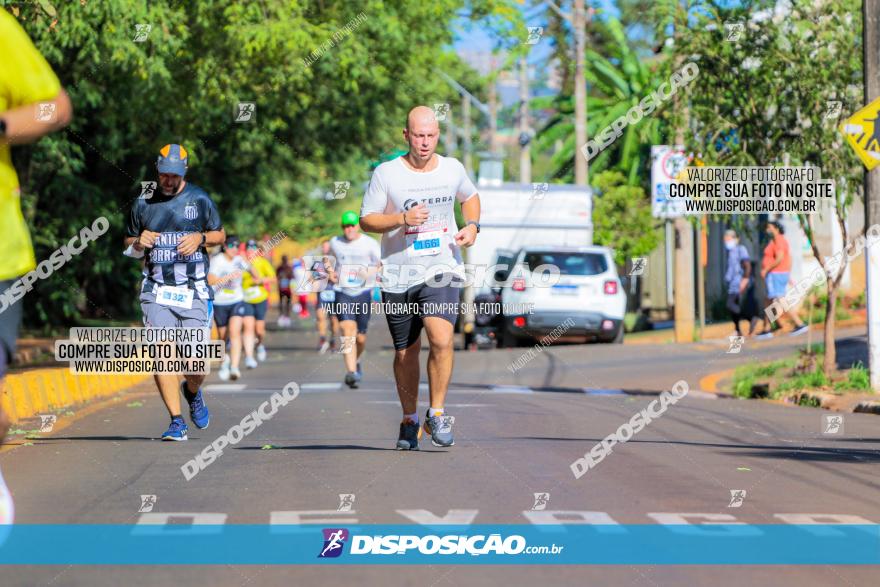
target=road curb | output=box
[1,368,149,424]
[698,369,736,397]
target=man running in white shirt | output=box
[327,211,381,388]
[360,106,480,450]
[208,235,258,380]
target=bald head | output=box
[403,105,440,166]
[407,105,439,132]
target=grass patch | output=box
[834,361,870,392]
[776,368,829,395]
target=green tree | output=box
[591,170,659,266]
[672,0,864,374]
[532,16,669,185]
[5,0,521,331]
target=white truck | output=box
[461,182,598,347]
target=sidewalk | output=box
[625,313,867,345]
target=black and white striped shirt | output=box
[126,182,222,300]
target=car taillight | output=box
[513,316,526,328]
[604,280,618,295]
[512,278,526,292]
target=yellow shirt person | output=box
[0,10,67,281]
[242,255,276,304]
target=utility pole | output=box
[444,105,456,156]
[462,94,473,177]
[671,0,694,344]
[519,56,531,184]
[489,56,499,154]
[573,0,588,185]
[864,0,880,390]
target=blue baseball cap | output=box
[156,144,188,176]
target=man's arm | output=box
[177,228,226,256]
[453,194,481,247]
[1,89,73,145]
[361,204,429,234]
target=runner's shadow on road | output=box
[518,437,880,462]
[235,444,401,452]
[31,436,155,441]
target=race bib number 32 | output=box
[156,285,194,309]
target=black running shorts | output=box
[382,274,462,350]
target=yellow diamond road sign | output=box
[840,96,880,170]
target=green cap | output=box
[341,211,359,226]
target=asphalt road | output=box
[2,316,878,586]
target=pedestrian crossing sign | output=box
[840,95,880,170]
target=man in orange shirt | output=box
[757,221,808,339]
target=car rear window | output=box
[523,252,608,276]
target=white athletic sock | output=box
[428,407,444,417]
[404,412,418,424]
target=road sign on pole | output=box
[863,0,880,391]
[840,95,880,170]
[651,145,688,219]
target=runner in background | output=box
[328,211,382,388]
[311,240,339,353]
[243,239,276,362]
[0,8,73,521]
[292,257,310,319]
[276,255,294,327]
[208,235,257,380]
[126,144,224,440]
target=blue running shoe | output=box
[423,410,455,447]
[161,416,188,441]
[181,380,210,429]
[396,418,420,451]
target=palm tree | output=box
[533,17,668,186]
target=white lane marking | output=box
[301,382,342,392]
[204,384,247,392]
[686,390,718,400]
[489,385,533,394]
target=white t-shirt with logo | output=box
[329,234,381,296]
[360,155,478,293]
[209,253,249,305]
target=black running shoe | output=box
[396,419,420,451]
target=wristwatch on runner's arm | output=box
[466,221,480,233]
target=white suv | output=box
[499,245,626,346]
